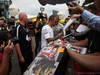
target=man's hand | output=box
[57,32,64,39]
[71,14,81,19]
[68,2,84,14]
[4,40,14,56]
[19,56,25,63]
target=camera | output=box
[37,13,44,19]
[26,21,34,30]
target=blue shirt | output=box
[82,10,100,31]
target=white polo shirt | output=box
[41,25,54,48]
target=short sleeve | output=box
[43,28,51,39]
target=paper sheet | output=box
[76,24,90,32]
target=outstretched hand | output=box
[4,40,14,56]
[71,14,81,19]
[68,2,84,14]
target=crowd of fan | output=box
[0,0,100,75]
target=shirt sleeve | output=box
[82,10,100,31]
[42,28,52,39]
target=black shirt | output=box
[14,24,33,57]
[86,30,100,53]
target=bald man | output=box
[14,12,33,74]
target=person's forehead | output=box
[22,14,27,18]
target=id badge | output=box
[26,35,32,41]
[26,35,29,41]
